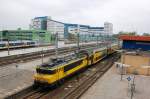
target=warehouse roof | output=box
[119,35,150,41]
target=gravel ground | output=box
[0,57,50,98]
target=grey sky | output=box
[0,0,150,34]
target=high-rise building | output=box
[89,27,104,36]
[47,19,65,39]
[30,16,51,30]
[104,22,113,35]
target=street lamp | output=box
[4,30,10,55]
[77,25,80,54]
[55,32,58,58]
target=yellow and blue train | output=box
[34,44,119,86]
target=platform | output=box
[81,65,150,99]
[0,41,100,57]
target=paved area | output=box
[0,41,98,57]
[0,57,50,98]
[81,65,150,99]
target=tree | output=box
[68,33,77,41]
[112,31,138,39]
[118,31,137,36]
[112,34,119,38]
[143,33,150,36]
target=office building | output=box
[104,22,113,35]
[30,16,51,30]
[30,16,113,40]
[0,30,52,44]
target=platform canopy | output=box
[119,35,150,42]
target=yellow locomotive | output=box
[34,44,118,86]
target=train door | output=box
[91,55,93,65]
[57,68,63,81]
[93,52,97,64]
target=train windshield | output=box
[36,68,56,74]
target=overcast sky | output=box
[0,0,150,34]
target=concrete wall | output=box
[121,54,150,75]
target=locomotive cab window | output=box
[36,68,56,74]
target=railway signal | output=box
[126,74,136,99]
[127,76,131,81]
[77,25,80,55]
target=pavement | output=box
[0,41,99,57]
[0,57,50,98]
[81,65,150,99]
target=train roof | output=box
[111,43,118,47]
[38,45,115,71]
[39,57,82,70]
[119,35,150,42]
[38,52,84,70]
[93,47,107,53]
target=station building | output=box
[120,35,150,51]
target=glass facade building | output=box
[0,30,52,44]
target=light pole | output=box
[121,52,125,80]
[7,38,10,55]
[77,25,80,56]
[1,31,2,42]
[55,32,58,58]
[5,30,10,55]
[41,48,44,64]
[96,35,98,48]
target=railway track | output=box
[62,55,118,99]
[21,88,49,99]
[10,53,120,99]
[0,44,99,67]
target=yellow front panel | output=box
[34,74,56,84]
